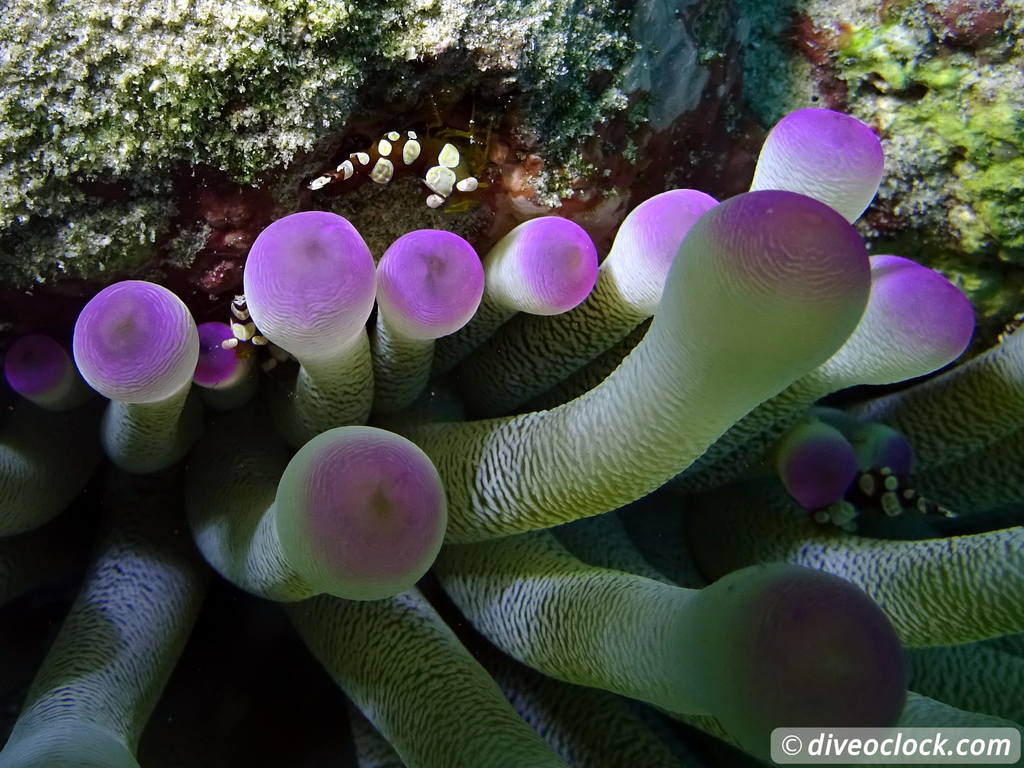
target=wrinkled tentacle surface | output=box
[436,529,906,758]
[685,482,1024,647]
[908,643,1024,725]
[405,191,871,541]
[455,190,716,417]
[854,328,1024,471]
[0,400,102,536]
[288,590,570,768]
[0,470,208,768]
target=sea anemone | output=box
[1,107,1021,767]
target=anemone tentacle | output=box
[685,482,1024,646]
[371,229,483,414]
[243,211,377,446]
[404,191,871,541]
[908,643,1024,726]
[552,511,670,584]
[749,107,885,222]
[523,320,649,412]
[430,217,598,376]
[348,704,405,768]
[455,190,717,417]
[287,590,571,768]
[102,393,205,475]
[675,254,974,492]
[436,529,906,760]
[480,647,697,768]
[670,692,1024,767]
[910,426,1024,513]
[3,101,1018,763]
[815,409,915,475]
[0,400,103,536]
[186,408,446,601]
[192,321,258,411]
[3,334,92,411]
[987,633,1024,658]
[72,280,203,473]
[0,470,208,768]
[897,692,1024,733]
[853,328,1024,471]
[770,416,859,511]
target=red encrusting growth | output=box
[791,13,851,112]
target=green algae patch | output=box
[838,18,1024,263]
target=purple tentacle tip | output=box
[850,422,914,475]
[777,108,883,166]
[776,420,859,510]
[3,334,74,399]
[714,566,906,751]
[752,108,884,222]
[243,211,376,359]
[614,189,718,271]
[527,218,598,312]
[194,322,251,389]
[869,254,974,366]
[277,427,447,600]
[697,190,871,302]
[605,189,718,312]
[377,230,484,339]
[494,217,599,314]
[72,280,199,403]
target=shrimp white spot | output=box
[438,143,460,168]
[386,131,401,142]
[354,152,370,166]
[407,130,418,140]
[308,175,332,190]
[377,138,393,157]
[425,165,456,196]
[337,159,354,180]
[425,194,445,208]
[370,157,395,184]
[456,176,479,193]
[231,321,256,342]
[403,139,421,165]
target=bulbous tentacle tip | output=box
[3,334,76,403]
[867,254,975,371]
[698,563,907,757]
[242,210,376,360]
[774,419,859,510]
[376,229,484,340]
[604,188,718,314]
[72,280,199,404]
[848,422,914,475]
[683,189,871,305]
[487,216,599,315]
[659,190,871,377]
[275,426,447,601]
[193,321,253,389]
[773,108,883,162]
[814,408,915,476]
[751,108,884,223]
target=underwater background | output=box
[0,0,1022,765]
